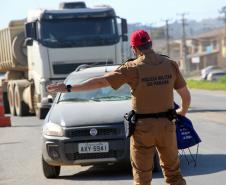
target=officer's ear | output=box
[134,46,143,56]
[131,46,138,54]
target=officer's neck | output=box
[137,49,160,65]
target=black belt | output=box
[136,109,177,121]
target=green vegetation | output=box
[187,76,226,91]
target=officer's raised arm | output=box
[47,76,110,93]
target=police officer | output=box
[47,29,190,185]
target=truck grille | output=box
[53,61,113,74]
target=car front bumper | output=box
[42,124,130,166]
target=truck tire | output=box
[42,156,60,178]
[3,92,10,113]
[36,107,49,120]
[12,32,27,66]
[14,84,29,116]
[7,84,16,116]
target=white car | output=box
[42,65,160,178]
[206,69,226,81]
[201,65,221,80]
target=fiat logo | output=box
[90,128,98,136]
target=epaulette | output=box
[117,57,137,69]
[158,53,170,58]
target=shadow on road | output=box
[60,164,133,181]
[59,154,226,181]
[0,141,22,145]
[188,109,226,113]
[180,154,226,177]
[12,124,41,128]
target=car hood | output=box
[47,100,131,127]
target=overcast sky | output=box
[1,0,225,28]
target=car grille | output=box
[66,128,119,137]
[65,150,124,160]
[65,124,124,138]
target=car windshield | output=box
[59,73,131,102]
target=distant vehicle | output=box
[201,65,221,80]
[42,65,161,178]
[207,69,226,81]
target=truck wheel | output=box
[42,156,60,178]
[7,84,16,116]
[12,32,27,66]
[3,92,10,113]
[14,85,29,116]
[36,108,49,119]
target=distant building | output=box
[189,28,226,70]
[168,28,226,72]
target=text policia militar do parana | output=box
[142,74,172,86]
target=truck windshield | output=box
[40,17,119,48]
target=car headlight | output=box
[43,122,64,137]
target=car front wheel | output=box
[42,156,60,178]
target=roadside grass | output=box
[187,77,226,91]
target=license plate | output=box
[78,142,109,154]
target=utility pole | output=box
[165,19,170,56]
[178,13,189,74]
[219,6,226,35]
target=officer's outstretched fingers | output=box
[47,84,61,93]
[47,83,67,93]
[47,84,57,92]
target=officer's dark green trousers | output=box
[130,118,186,185]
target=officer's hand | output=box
[176,108,186,116]
[47,82,67,93]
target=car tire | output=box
[42,156,60,178]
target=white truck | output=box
[0,2,128,119]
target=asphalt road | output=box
[0,89,226,185]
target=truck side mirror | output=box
[25,22,36,40]
[121,18,128,35]
[25,38,33,46]
[121,18,128,42]
[122,35,128,42]
[48,98,53,103]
